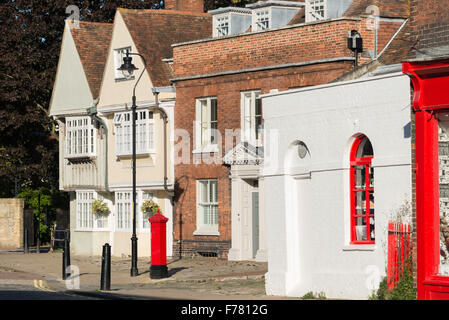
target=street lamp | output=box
[118,49,147,277]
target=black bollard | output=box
[100,243,111,291]
[62,236,71,280]
[24,229,29,254]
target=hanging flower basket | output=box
[92,199,110,216]
[141,199,161,218]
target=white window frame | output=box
[65,116,96,159]
[113,109,154,156]
[114,46,133,80]
[76,191,110,231]
[194,97,219,153]
[252,7,271,32]
[140,191,156,231]
[241,90,263,146]
[194,179,219,236]
[213,13,230,37]
[306,0,327,22]
[115,190,132,231]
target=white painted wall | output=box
[262,73,412,299]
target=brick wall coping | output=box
[170,57,355,82]
[171,16,362,48]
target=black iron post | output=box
[24,229,29,254]
[36,188,40,254]
[100,243,111,291]
[118,50,147,278]
[62,236,71,280]
[130,94,138,277]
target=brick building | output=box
[171,0,409,259]
[403,0,449,300]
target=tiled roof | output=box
[344,0,409,19]
[119,8,212,87]
[70,21,113,99]
[287,6,306,25]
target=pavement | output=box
[0,249,297,300]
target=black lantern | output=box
[117,50,139,80]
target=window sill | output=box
[115,76,135,82]
[116,151,156,158]
[66,155,96,161]
[193,227,220,236]
[342,244,376,251]
[192,145,219,154]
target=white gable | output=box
[49,22,93,116]
[223,141,264,165]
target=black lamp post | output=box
[118,49,147,277]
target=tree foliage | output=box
[0,0,163,197]
[0,0,254,197]
[204,0,258,10]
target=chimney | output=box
[165,0,204,13]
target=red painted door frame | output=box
[403,59,449,299]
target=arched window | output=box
[350,135,374,244]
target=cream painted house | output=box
[50,7,212,258]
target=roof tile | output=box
[70,21,113,98]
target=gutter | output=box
[151,86,175,201]
[87,99,109,192]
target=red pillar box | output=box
[149,210,169,279]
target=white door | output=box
[241,179,259,260]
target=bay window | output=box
[66,116,96,159]
[350,135,375,244]
[114,110,154,156]
[76,191,109,230]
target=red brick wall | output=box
[410,0,449,50]
[165,0,204,13]
[173,62,353,258]
[377,21,404,54]
[173,17,376,79]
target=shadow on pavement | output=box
[66,290,183,300]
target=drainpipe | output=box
[87,99,109,192]
[151,89,171,197]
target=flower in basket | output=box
[92,199,110,216]
[141,199,161,218]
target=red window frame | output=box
[350,135,375,244]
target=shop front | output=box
[403,59,449,299]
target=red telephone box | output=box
[149,211,169,279]
[403,59,449,299]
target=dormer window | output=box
[253,9,270,31]
[306,0,326,22]
[215,15,229,37]
[209,7,252,38]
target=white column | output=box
[255,176,267,262]
[228,173,243,261]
